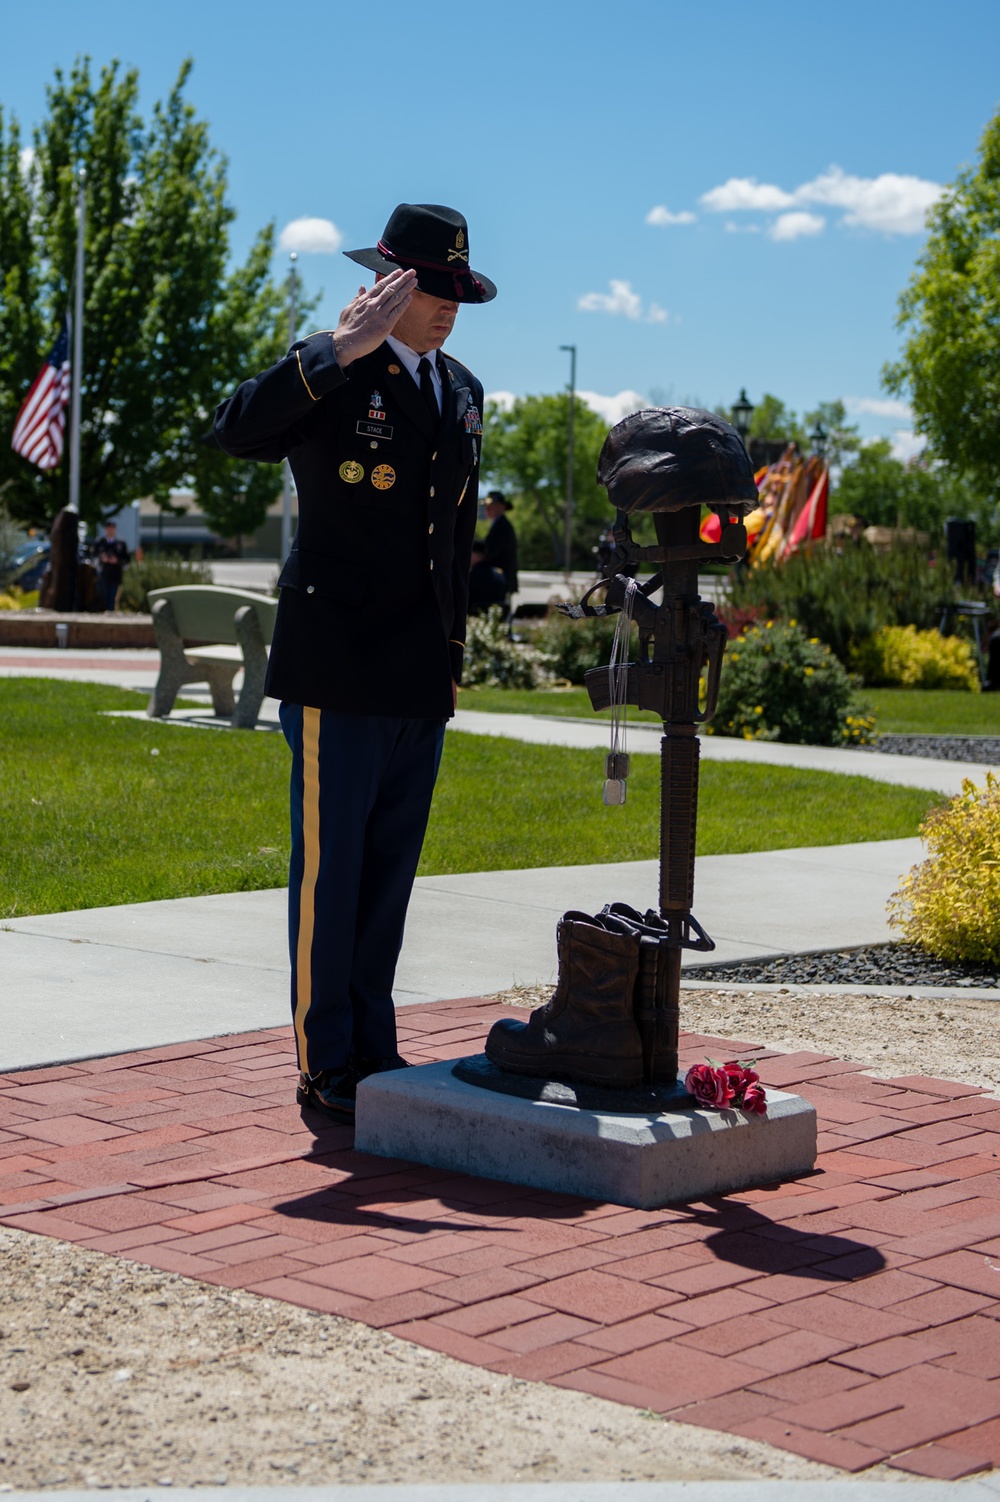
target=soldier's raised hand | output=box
[331,268,417,369]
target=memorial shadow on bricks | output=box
[270,1143,886,1283]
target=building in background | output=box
[133,490,295,559]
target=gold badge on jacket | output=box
[339,460,364,483]
[372,464,396,491]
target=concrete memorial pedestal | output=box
[354,1057,817,1210]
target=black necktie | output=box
[417,356,439,428]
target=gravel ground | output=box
[685,943,1000,992]
[866,733,1000,764]
[499,983,1000,1093]
[0,1229,843,1492]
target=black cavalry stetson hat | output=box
[344,203,497,305]
[597,407,759,515]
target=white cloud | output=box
[769,211,825,242]
[700,177,795,212]
[646,205,696,226]
[724,221,761,234]
[700,164,943,238]
[579,390,648,426]
[798,167,942,235]
[483,388,648,426]
[889,429,927,462]
[19,146,34,174]
[845,396,913,421]
[278,217,343,254]
[578,279,643,319]
[577,279,668,325]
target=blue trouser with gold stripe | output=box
[280,704,446,1076]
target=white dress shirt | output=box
[385,335,443,413]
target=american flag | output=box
[11,317,71,472]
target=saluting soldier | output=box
[214,203,495,1120]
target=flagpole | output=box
[280,251,298,561]
[68,167,86,514]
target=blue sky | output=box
[3,0,999,454]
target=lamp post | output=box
[68,167,86,516]
[731,387,754,446]
[559,343,577,577]
[280,252,299,561]
[808,420,828,460]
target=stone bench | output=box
[146,585,278,730]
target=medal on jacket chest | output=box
[463,394,482,434]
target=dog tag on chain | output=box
[603,778,627,806]
[605,752,630,780]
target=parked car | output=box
[1,539,50,592]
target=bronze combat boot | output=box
[484,911,644,1087]
[600,902,675,1085]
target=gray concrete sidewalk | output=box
[452,710,1000,797]
[2,837,923,1072]
[6,1480,998,1500]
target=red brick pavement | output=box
[2,995,999,1481]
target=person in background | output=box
[95,520,130,612]
[482,490,518,601]
[468,538,507,615]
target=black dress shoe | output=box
[355,1054,412,1079]
[296,1067,358,1121]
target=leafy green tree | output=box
[835,439,994,543]
[884,107,1000,497]
[748,393,804,447]
[482,393,613,568]
[0,58,288,533]
[0,109,50,514]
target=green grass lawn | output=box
[458,685,662,723]
[459,684,1000,736]
[0,679,940,917]
[867,688,1000,735]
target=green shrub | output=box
[710,621,875,746]
[889,772,1000,963]
[118,553,214,613]
[463,607,550,689]
[0,586,39,611]
[725,544,955,664]
[534,609,629,684]
[852,625,981,691]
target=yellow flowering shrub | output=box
[888,773,1000,963]
[0,588,39,611]
[853,625,980,691]
[710,621,876,746]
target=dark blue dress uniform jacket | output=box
[213,333,483,720]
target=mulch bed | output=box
[866,734,1000,765]
[688,944,1000,992]
[2,996,1000,1482]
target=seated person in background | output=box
[468,538,508,615]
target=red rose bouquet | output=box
[684,1059,767,1115]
